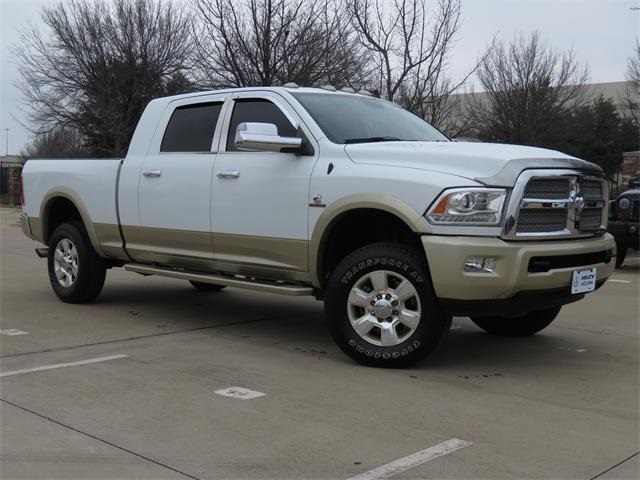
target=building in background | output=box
[1,154,24,205]
[452,81,631,115]
[620,151,640,190]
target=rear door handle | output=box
[142,170,162,178]
[216,170,240,179]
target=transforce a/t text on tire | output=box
[324,243,451,368]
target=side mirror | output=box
[234,122,302,152]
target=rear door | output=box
[129,94,227,266]
[211,92,318,271]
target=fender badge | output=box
[309,194,326,208]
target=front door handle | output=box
[142,170,162,178]
[216,170,241,179]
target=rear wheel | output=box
[47,222,106,303]
[189,281,226,292]
[470,307,561,337]
[324,243,451,368]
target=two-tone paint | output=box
[21,86,616,297]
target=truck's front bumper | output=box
[422,233,616,315]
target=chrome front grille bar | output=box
[502,169,608,240]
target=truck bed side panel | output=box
[22,159,125,258]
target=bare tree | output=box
[15,0,194,156]
[194,0,368,88]
[347,0,462,103]
[622,40,640,126]
[21,127,89,159]
[465,32,590,146]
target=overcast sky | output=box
[1,0,638,155]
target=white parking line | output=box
[347,438,472,480]
[609,278,632,284]
[215,386,266,400]
[0,329,29,336]
[0,354,129,378]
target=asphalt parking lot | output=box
[1,207,638,480]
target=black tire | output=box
[189,281,226,292]
[615,243,627,268]
[470,306,561,337]
[47,222,106,303]
[324,243,451,368]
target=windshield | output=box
[291,92,449,144]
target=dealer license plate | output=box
[571,267,596,294]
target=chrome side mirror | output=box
[234,122,302,152]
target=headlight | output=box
[426,188,506,225]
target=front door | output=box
[131,95,226,267]
[211,93,318,272]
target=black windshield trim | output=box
[344,136,404,144]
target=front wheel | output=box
[470,307,561,337]
[324,243,451,368]
[615,241,627,268]
[47,222,106,303]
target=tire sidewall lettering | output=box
[340,255,427,359]
[341,256,425,285]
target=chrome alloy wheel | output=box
[53,238,79,288]
[346,270,422,347]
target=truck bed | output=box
[21,158,124,252]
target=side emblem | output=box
[309,194,326,208]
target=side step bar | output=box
[124,263,313,297]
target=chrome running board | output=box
[124,263,313,296]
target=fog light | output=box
[464,256,496,273]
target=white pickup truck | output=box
[20,86,616,367]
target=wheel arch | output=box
[310,194,431,289]
[40,188,105,257]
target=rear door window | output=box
[161,102,223,152]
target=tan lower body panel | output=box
[121,225,312,284]
[26,216,43,242]
[122,225,214,263]
[94,223,128,259]
[422,233,616,300]
[213,232,308,271]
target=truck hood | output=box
[344,141,602,186]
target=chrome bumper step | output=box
[124,263,313,296]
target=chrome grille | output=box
[523,179,570,200]
[517,209,568,233]
[582,180,603,199]
[579,208,603,231]
[505,170,607,239]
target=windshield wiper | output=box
[343,136,404,144]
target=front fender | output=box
[308,193,430,288]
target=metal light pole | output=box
[3,128,8,156]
